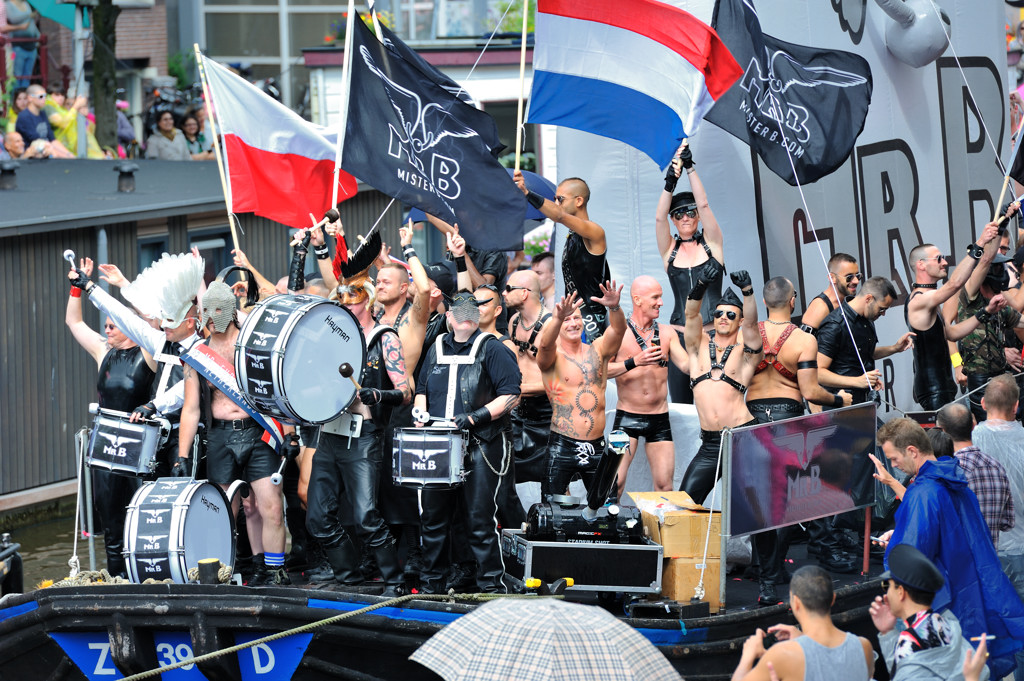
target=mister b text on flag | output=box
[706,0,873,185]
[343,19,526,251]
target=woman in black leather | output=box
[655,141,725,404]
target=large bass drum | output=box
[123,478,235,584]
[235,294,365,424]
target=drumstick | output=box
[339,363,361,390]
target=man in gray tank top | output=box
[731,566,874,681]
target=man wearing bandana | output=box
[415,291,522,594]
[307,243,413,596]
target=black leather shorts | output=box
[612,410,673,442]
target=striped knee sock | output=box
[265,552,285,568]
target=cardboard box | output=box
[662,557,722,613]
[629,491,721,559]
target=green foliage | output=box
[499,151,536,172]
[168,51,195,91]
[495,0,534,34]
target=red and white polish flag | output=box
[200,54,358,228]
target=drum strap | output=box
[434,332,495,420]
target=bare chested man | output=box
[799,253,861,335]
[608,275,688,498]
[536,283,625,499]
[505,270,554,483]
[680,270,761,505]
[178,282,289,585]
[746,276,852,605]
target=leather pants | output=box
[966,372,998,423]
[306,429,391,550]
[679,430,723,506]
[91,468,140,577]
[510,397,552,483]
[420,433,510,594]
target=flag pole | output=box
[368,0,384,41]
[194,45,241,253]
[332,0,358,210]
[513,0,529,173]
[994,114,1024,222]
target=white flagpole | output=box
[513,0,529,173]
[368,0,384,42]
[194,46,241,252]
[332,0,358,210]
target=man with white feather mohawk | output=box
[71,251,205,478]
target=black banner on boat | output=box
[726,403,875,536]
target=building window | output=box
[190,229,232,282]
[138,236,169,271]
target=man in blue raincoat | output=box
[876,417,1024,679]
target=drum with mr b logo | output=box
[235,294,365,424]
[392,425,468,488]
[86,406,168,477]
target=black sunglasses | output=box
[670,208,698,220]
[844,272,863,283]
[505,285,529,293]
[713,310,738,320]
[476,284,498,292]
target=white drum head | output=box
[182,483,234,577]
[280,302,364,423]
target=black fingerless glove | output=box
[358,388,406,407]
[70,268,91,291]
[283,435,301,461]
[132,402,157,420]
[730,270,753,295]
[171,459,189,478]
[688,259,724,301]
[454,406,491,431]
[664,164,679,193]
[679,144,694,169]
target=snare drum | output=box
[87,408,163,476]
[235,294,365,424]
[392,427,468,488]
[123,478,235,584]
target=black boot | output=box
[247,554,267,586]
[373,539,404,597]
[758,581,780,607]
[325,539,363,586]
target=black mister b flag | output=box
[343,18,527,251]
[706,0,873,185]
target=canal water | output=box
[11,516,107,590]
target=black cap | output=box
[717,288,743,310]
[879,543,945,594]
[424,260,456,297]
[669,191,696,214]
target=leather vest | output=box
[361,325,397,424]
[432,332,504,441]
[97,346,155,413]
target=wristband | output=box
[526,191,545,210]
[314,244,330,259]
[70,287,82,298]
[686,167,696,175]
[455,255,468,273]
[85,282,95,294]
[975,309,992,324]
[624,357,637,372]
[741,288,754,297]
[966,243,984,260]
[950,352,963,368]
[403,246,418,261]
[832,394,843,409]
[607,304,621,312]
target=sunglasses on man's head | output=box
[713,310,737,320]
[670,208,698,220]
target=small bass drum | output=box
[123,478,235,584]
[393,427,468,488]
[86,408,163,476]
[235,294,365,424]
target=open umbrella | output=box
[408,168,556,224]
[410,598,682,681]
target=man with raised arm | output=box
[515,170,610,341]
[504,269,555,484]
[799,253,862,335]
[906,221,1001,410]
[536,283,625,499]
[607,275,688,499]
[746,276,853,604]
[680,269,762,505]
